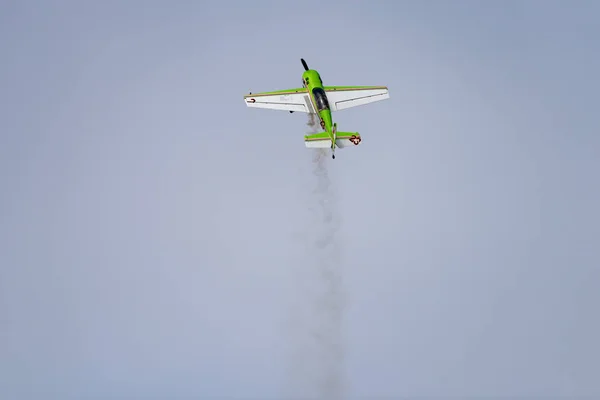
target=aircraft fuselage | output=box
[301,69,335,145]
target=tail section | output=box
[304,122,362,151]
[304,131,362,149]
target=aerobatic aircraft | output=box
[243,58,389,159]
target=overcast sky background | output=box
[1,1,599,399]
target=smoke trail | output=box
[286,114,345,399]
[309,148,345,400]
[306,113,319,133]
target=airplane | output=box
[243,58,389,159]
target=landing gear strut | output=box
[332,122,336,159]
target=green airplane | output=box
[244,58,389,159]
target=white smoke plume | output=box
[285,114,346,400]
[306,113,319,133]
[309,148,345,400]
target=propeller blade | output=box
[301,58,309,71]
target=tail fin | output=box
[304,132,331,148]
[335,132,362,148]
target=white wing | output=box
[243,88,315,113]
[324,86,389,111]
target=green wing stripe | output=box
[336,133,361,139]
[304,132,330,141]
[324,86,387,91]
[244,86,386,98]
[244,88,307,98]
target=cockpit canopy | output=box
[312,87,330,111]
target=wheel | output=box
[332,154,335,159]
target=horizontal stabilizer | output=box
[304,132,362,148]
[335,132,362,148]
[304,132,331,148]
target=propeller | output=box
[301,58,309,71]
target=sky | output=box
[1,1,599,399]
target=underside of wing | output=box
[243,88,315,113]
[324,86,389,111]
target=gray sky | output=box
[1,1,599,399]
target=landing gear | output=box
[289,110,294,113]
[332,154,335,159]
